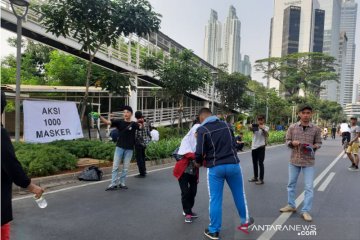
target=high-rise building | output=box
[318,0,342,102]
[222,5,241,73]
[240,55,252,76]
[204,9,222,67]
[338,32,348,106]
[281,6,301,56]
[340,0,358,104]
[269,0,325,90]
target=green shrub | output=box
[49,139,99,158]
[237,130,286,147]
[157,127,181,140]
[15,144,77,177]
[146,138,181,160]
[88,142,116,161]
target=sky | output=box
[1,0,360,87]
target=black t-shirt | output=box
[111,119,139,149]
[2,127,31,225]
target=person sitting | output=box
[235,133,245,152]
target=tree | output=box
[45,51,87,86]
[7,38,53,77]
[215,65,251,113]
[142,49,211,128]
[255,52,338,98]
[318,100,345,125]
[1,55,44,85]
[247,80,291,124]
[38,0,161,119]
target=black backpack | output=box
[78,166,103,181]
[172,147,184,161]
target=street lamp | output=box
[210,71,218,113]
[10,0,29,142]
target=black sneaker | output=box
[134,174,146,178]
[118,184,128,189]
[204,228,220,240]
[348,165,356,171]
[248,177,258,182]
[255,180,264,185]
[105,185,118,191]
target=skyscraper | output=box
[269,0,325,90]
[204,9,222,67]
[338,32,349,105]
[222,5,241,73]
[240,55,252,76]
[318,0,342,102]
[340,0,358,104]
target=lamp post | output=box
[210,71,218,113]
[10,0,29,142]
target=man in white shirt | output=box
[150,127,159,142]
[248,115,269,185]
[339,120,351,146]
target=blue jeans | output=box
[110,147,133,187]
[287,163,314,213]
[207,164,250,233]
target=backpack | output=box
[78,166,103,181]
[172,147,184,161]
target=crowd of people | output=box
[2,89,359,240]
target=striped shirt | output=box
[286,122,322,167]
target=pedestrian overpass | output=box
[1,0,221,128]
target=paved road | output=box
[10,138,360,240]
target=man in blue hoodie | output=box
[194,108,254,240]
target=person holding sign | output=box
[95,106,143,191]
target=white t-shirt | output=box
[252,125,270,150]
[150,129,159,142]
[178,124,200,155]
[340,123,351,133]
[324,128,328,134]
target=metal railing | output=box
[1,0,221,103]
[110,106,202,126]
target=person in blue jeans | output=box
[280,105,322,222]
[97,106,143,190]
[194,108,254,240]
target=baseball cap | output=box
[297,104,313,113]
[122,105,133,114]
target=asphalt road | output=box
[10,138,360,240]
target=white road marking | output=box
[257,151,344,240]
[317,172,336,192]
[13,165,175,201]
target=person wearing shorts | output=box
[346,117,360,171]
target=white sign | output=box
[23,100,83,143]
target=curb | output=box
[12,158,174,193]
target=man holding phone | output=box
[280,105,322,222]
[248,115,269,185]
